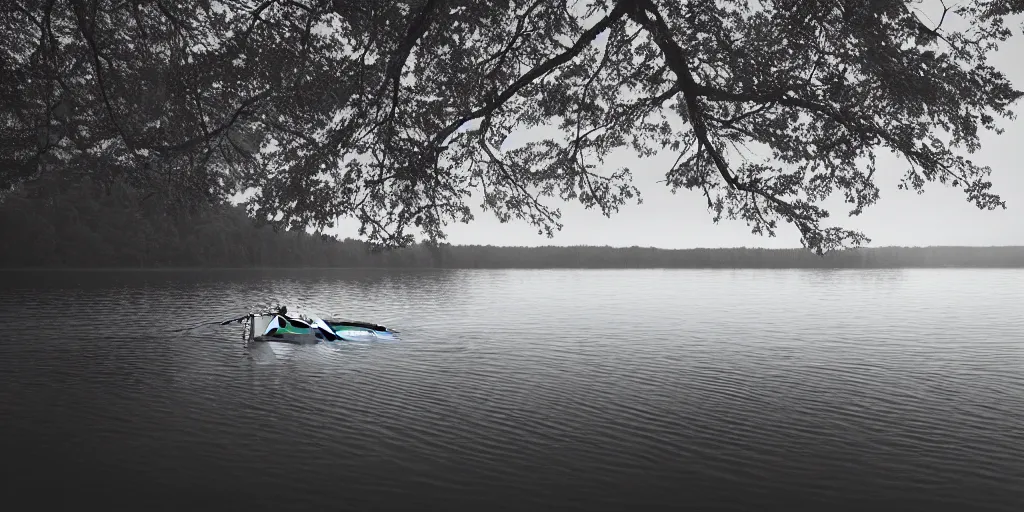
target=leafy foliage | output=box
[3,0,1023,253]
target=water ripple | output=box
[1,268,1022,510]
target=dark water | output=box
[1,268,1022,510]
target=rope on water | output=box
[166,320,227,334]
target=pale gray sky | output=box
[328,9,1024,249]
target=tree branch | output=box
[627,0,818,228]
[430,2,630,150]
[151,90,271,154]
[478,0,546,79]
[69,0,137,149]
[382,0,441,126]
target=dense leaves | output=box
[3,0,1023,253]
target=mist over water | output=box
[2,268,1022,510]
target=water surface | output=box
[2,269,1022,510]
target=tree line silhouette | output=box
[1,177,1021,269]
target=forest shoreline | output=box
[4,245,1024,270]
[3,178,1022,269]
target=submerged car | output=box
[225,308,399,344]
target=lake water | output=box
[1,268,1022,510]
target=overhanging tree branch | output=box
[6,0,1020,252]
[430,1,631,150]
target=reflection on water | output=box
[1,268,1022,510]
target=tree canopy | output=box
[3,0,1023,253]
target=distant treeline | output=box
[2,178,1022,269]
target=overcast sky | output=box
[330,11,1024,249]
